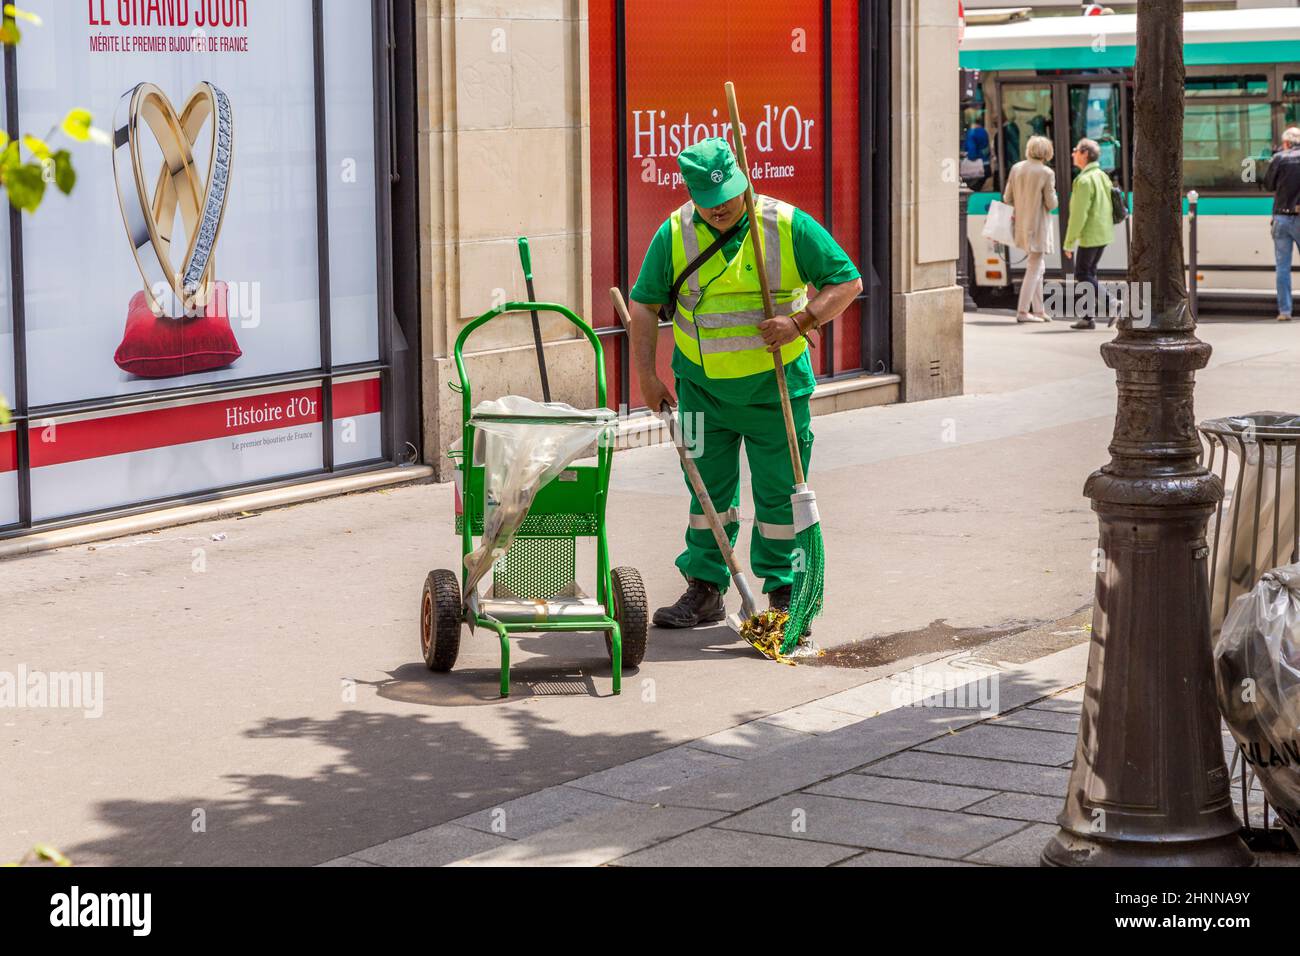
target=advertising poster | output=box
[5,1,383,523]
[591,0,865,403]
[623,0,824,281]
[0,424,15,526]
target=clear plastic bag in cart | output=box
[1214,562,1300,840]
[460,395,615,607]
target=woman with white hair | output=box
[1004,134,1059,323]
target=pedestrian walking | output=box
[1004,134,1059,323]
[1062,138,1114,330]
[1266,127,1300,322]
[623,138,861,629]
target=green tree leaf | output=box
[22,133,48,159]
[61,108,94,142]
[51,149,74,194]
[3,5,41,26]
[32,844,70,866]
[6,159,45,212]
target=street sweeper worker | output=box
[625,137,862,629]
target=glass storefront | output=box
[1,0,413,534]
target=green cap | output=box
[677,137,748,208]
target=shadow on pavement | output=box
[64,704,690,867]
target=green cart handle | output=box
[452,302,607,424]
[516,237,534,282]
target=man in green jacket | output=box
[624,138,861,628]
[1062,138,1114,330]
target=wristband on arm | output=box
[794,302,820,348]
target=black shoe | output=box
[768,585,792,611]
[652,578,725,628]
[1070,319,1096,330]
[767,585,812,637]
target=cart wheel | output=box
[421,569,462,672]
[607,566,648,668]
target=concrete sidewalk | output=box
[4,313,1300,865]
[327,631,1293,868]
[322,635,1093,867]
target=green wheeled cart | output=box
[420,301,648,697]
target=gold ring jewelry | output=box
[111,81,234,319]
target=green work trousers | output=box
[674,375,813,594]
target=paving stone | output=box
[451,804,727,867]
[858,750,1071,797]
[991,708,1080,735]
[964,823,1057,866]
[837,850,981,867]
[1027,697,1082,714]
[317,856,381,867]
[806,774,997,810]
[689,720,813,759]
[916,724,1078,766]
[963,791,1063,824]
[715,793,1024,858]
[350,823,513,867]
[566,745,741,802]
[612,826,858,868]
[1028,685,1084,711]
[453,785,629,839]
[759,703,869,735]
[658,706,986,812]
[814,680,902,718]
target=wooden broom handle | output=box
[724,81,805,486]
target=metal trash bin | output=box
[1200,411,1300,851]
[1200,413,1300,636]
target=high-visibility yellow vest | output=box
[667,194,809,380]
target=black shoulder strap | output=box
[659,219,743,322]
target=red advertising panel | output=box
[590,1,864,406]
[623,0,824,275]
[27,374,382,522]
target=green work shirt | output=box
[629,205,860,406]
[1062,162,1115,251]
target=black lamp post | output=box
[1041,0,1253,867]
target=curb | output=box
[0,465,435,560]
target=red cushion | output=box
[114,281,242,379]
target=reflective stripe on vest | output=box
[668,196,808,380]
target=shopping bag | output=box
[981,199,1015,246]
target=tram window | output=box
[1186,75,1269,98]
[1284,75,1300,130]
[999,86,1054,190]
[1069,84,1122,179]
[1184,102,1273,190]
[960,75,993,192]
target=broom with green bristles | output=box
[724,81,825,655]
